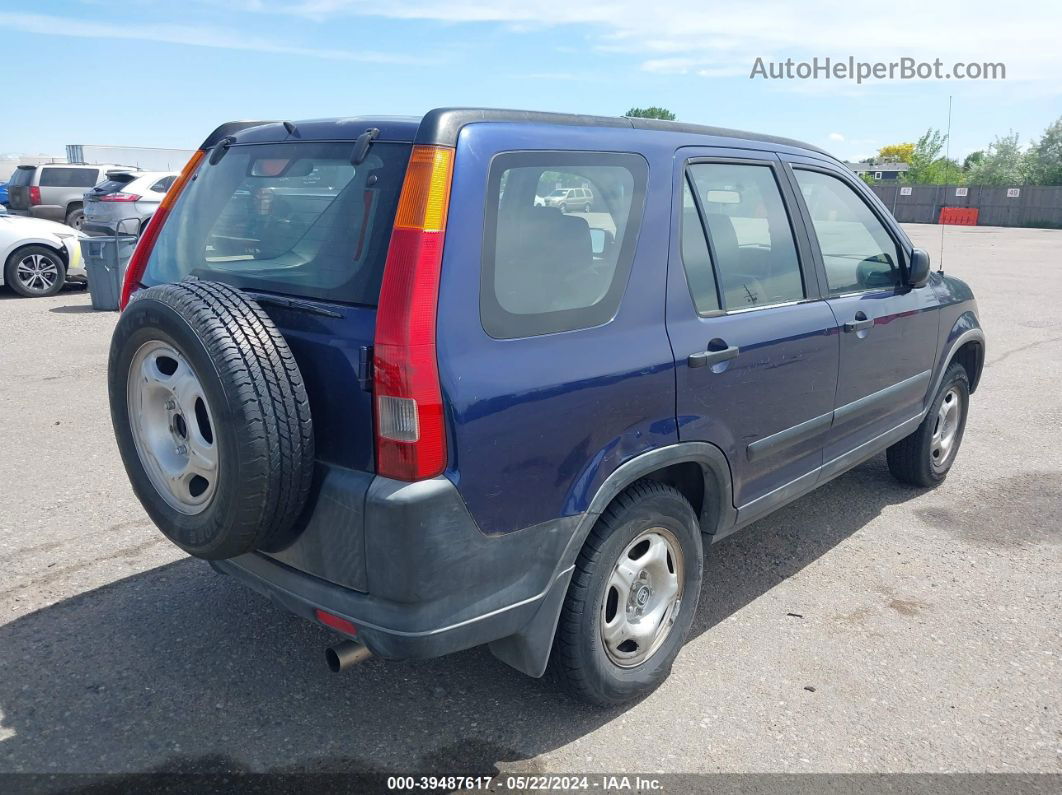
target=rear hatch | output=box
[7,165,36,211]
[140,138,412,472]
[84,171,140,234]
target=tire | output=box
[560,203,568,214]
[108,280,314,559]
[4,245,66,297]
[583,203,591,213]
[550,481,703,706]
[66,205,85,231]
[887,363,970,487]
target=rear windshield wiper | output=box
[248,292,343,319]
[351,128,380,165]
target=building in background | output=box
[845,162,910,182]
[0,154,65,182]
[66,145,195,172]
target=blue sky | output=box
[3,0,1061,162]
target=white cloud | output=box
[0,11,435,63]
[246,1,1062,86]
[828,132,845,142]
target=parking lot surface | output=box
[0,225,1058,775]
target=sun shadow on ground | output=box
[0,456,925,775]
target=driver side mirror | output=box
[907,248,931,287]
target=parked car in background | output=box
[0,181,9,207]
[82,170,178,237]
[6,163,132,230]
[540,185,594,212]
[0,205,84,296]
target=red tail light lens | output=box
[29,186,41,205]
[119,150,205,310]
[374,145,454,481]
[99,192,142,202]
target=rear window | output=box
[9,167,35,186]
[142,141,411,306]
[39,167,99,188]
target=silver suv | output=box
[7,163,131,230]
[540,186,594,213]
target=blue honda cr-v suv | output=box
[108,108,984,705]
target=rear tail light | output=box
[373,145,454,481]
[119,150,205,309]
[99,192,142,202]
[28,186,40,205]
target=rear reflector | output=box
[315,609,358,636]
[119,150,205,309]
[373,146,454,481]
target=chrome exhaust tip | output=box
[325,640,372,672]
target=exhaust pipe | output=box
[325,640,372,672]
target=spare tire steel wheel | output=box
[109,281,314,559]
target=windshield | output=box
[142,141,411,306]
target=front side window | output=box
[483,151,648,338]
[793,169,901,294]
[687,162,805,310]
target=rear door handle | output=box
[843,311,874,333]
[688,344,740,368]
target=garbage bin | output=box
[81,229,139,311]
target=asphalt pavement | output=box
[0,224,1058,778]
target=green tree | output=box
[877,142,914,163]
[967,132,1029,185]
[1026,117,1062,185]
[904,129,955,184]
[625,106,676,121]
[962,151,984,172]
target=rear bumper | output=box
[214,471,578,663]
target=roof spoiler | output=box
[199,121,280,150]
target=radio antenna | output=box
[939,95,953,273]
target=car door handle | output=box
[688,344,740,368]
[843,311,875,333]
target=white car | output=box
[0,207,85,297]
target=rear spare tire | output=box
[108,281,314,559]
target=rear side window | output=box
[142,141,411,306]
[150,176,176,193]
[792,169,901,294]
[687,162,804,310]
[482,151,648,338]
[39,167,99,188]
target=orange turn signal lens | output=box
[393,146,453,232]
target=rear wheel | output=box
[5,245,66,297]
[550,481,703,706]
[66,205,85,230]
[887,363,970,487]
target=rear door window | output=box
[482,151,648,338]
[141,141,411,306]
[686,162,805,310]
[39,167,99,187]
